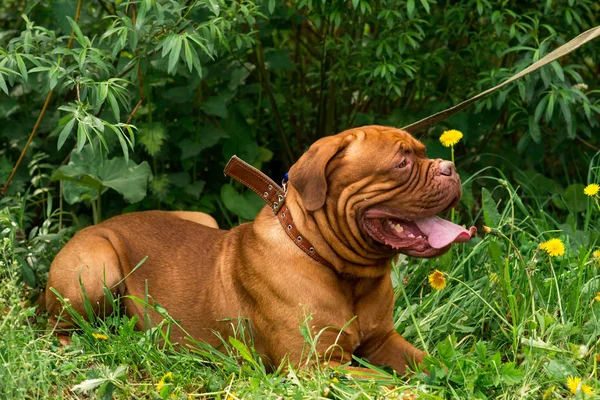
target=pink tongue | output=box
[414,216,477,249]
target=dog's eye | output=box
[396,159,408,168]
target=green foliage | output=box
[1,0,598,227]
[1,1,600,397]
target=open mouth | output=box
[362,211,477,257]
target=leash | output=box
[401,25,600,134]
[224,156,335,270]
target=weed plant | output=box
[1,153,599,398]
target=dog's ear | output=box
[289,137,344,212]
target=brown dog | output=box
[43,125,475,374]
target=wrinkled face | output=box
[289,126,475,259]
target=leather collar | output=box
[224,156,334,270]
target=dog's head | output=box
[288,125,476,259]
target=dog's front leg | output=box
[356,330,425,375]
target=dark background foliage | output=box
[1,0,599,288]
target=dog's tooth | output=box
[417,235,423,239]
[393,224,404,233]
[408,233,414,237]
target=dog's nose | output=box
[439,161,455,176]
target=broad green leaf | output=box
[562,183,587,212]
[184,181,205,199]
[100,158,152,203]
[500,362,523,385]
[201,93,230,118]
[221,184,263,220]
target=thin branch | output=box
[2,0,83,195]
[254,25,294,165]
[97,0,115,15]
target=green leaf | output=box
[184,181,205,199]
[201,93,230,118]
[107,91,120,122]
[66,16,86,47]
[500,362,523,385]
[0,73,8,95]
[221,184,263,220]
[183,38,194,73]
[562,183,587,212]
[268,0,276,14]
[168,36,182,74]
[76,122,88,151]
[100,159,152,203]
[229,337,259,368]
[528,116,541,144]
[52,144,152,204]
[57,117,76,150]
[481,188,501,227]
[545,359,577,379]
[407,0,415,17]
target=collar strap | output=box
[224,156,334,270]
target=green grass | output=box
[1,170,600,399]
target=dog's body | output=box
[44,126,475,374]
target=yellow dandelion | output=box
[428,270,446,290]
[542,386,555,400]
[539,238,565,257]
[439,129,463,147]
[489,273,500,284]
[92,333,108,340]
[593,250,600,259]
[157,372,173,391]
[584,183,599,197]
[226,392,238,400]
[596,292,600,302]
[332,377,339,383]
[567,376,594,395]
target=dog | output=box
[43,125,475,375]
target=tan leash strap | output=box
[224,156,335,270]
[401,25,600,134]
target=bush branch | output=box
[2,0,83,195]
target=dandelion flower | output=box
[542,386,555,400]
[489,273,500,284]
[157,372,173,391]
[584,183,599,197]
[92,333,108,340]
[596,292,600,302]
[539,238,565,257]
[567,376,594,395]
[439,129,463,147]
[428,270,446,290]
[593,249,600,259]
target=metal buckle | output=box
[273,194,286,214]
